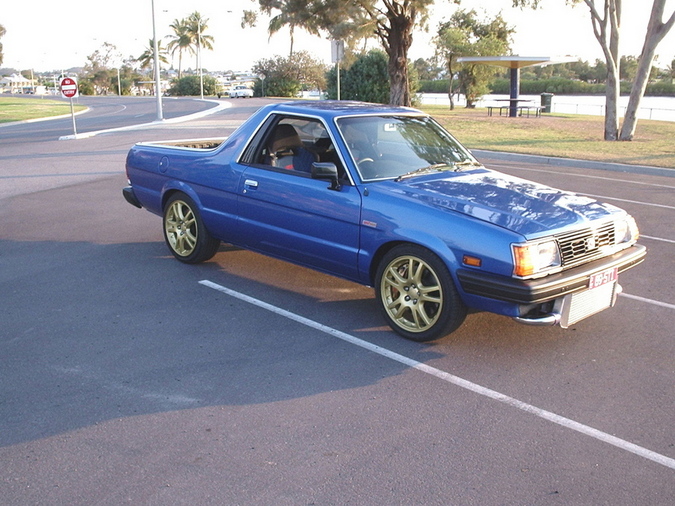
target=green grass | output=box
[423,105,675,170]
[0,96,86,124]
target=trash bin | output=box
[541,93,554,113]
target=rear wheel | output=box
[163,193,220,264]
[375,245,467,341]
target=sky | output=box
[1,0,674,74]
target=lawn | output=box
[423,105,675,170]
[0,96,86,124]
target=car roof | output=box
[268,100,424,119]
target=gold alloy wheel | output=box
[380,255,443,333]
[164,199,198,257]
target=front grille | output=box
[561,280,617,327]
[556,221,615,268]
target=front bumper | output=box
[457,244,646,306]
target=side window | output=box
[248,116,347,178]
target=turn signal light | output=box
[463,255,482,267]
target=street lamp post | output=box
[151,0,164,120]
[198,21,204,100]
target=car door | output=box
[235,116,363,281]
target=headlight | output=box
[614,216,639,244]
[512,240,561,278]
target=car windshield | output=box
[336,115,478,182]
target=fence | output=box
[419,93,675,122]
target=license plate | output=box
[589,266,618,290]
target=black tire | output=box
[162,193,220,264]
[375,244,467,341]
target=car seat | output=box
[267,124,318,173]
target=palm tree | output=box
[137,39,169,71]
[186,11,214,72]
[166,18,194,78]
[264,1,320,57]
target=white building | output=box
[0,73,37,94]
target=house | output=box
[0,73,37,94]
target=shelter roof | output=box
[456,56,576,69]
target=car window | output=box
[337,115,476,181]
[248,116,347,179]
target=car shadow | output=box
[1,239,449,447]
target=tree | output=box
[186,12,215,71]
[81,42,124,95]
[667,58,675,82]
[435,10,512,109]
[337,0,439,106]
[620,0,675,140]
[112,65,136,95]
[137,39,169,71]
[252,51,328,97]
[258,0,322,56]
[0,24,6,67]
[249,0,455,107]
[168,75,218,96]
[326,49,391,102]
[514,0,675,141]
[413,57,442,81]
[166,18,194,78]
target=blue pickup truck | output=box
[123,101,645,341]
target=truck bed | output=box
[136,138,227,150]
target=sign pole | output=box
[331,40,344,101]
[69,96,77,136]
[60,76,79,137]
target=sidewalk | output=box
[472,149,675,179]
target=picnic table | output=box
[457,56,575,117]
[487,99,542,118]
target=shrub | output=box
[168,75,218,96]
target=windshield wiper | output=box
[453,160,483,169]
[395,163,453,182]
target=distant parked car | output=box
[123,101,645,341]
[230,85,253,98]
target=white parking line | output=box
[488,163,675,190]
[581,193,675,211]
[199,279,675,471]
[620,293,675,310]
[640,234,675,244]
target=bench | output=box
[487,105,542,117]
[517,105,542,118]
[487,105,508,116]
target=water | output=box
[420,93,675,122]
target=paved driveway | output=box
[1,99,673,504]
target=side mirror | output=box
[311,162,342,191]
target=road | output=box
[1,95,220,143]
[1,97,673,504]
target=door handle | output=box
[244,179,258,191]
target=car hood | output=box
[381,168,621,237]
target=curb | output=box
[472,149,675,179]
[58,99,231,140]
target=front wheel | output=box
[375,245,467,341]
[163,193,220,264]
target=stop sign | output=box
[60,77,78,98]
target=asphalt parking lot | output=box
[1,97,673,504]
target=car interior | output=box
[256,118,347,180]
